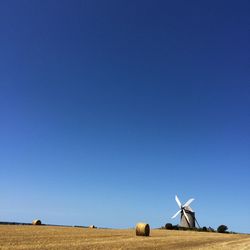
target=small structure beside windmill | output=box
[171,195,198,228]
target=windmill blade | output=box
[171,209,181,219]
[183,198,194,208]
[175,195,182,208]
[183,209,190,225]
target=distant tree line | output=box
[162,223,230,233]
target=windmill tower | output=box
[171,195,196,228]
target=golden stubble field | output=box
[0,225,250,250]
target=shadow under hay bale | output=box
[135,222,150,236]
[32,219,42,225]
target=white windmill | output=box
[171,195,197,228]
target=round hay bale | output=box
[32,219,41,225]
[135,222,150,236]
[88,225,96,228]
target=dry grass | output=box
[0,225,250,250]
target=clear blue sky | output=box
[0,0,249,233]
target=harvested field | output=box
[0,225,250,250]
